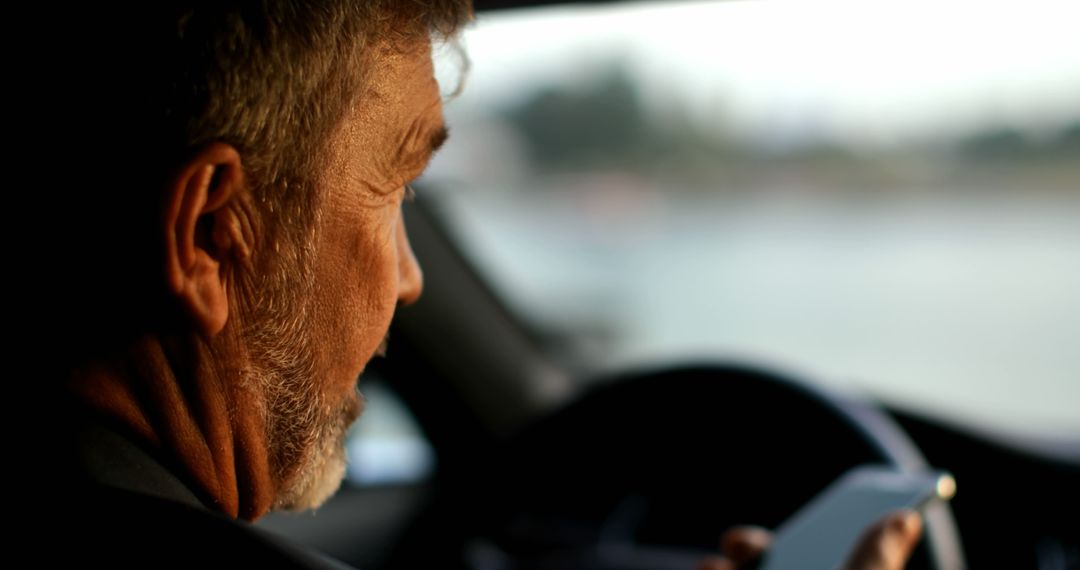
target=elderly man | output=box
[24,1,921,568]
[27,2,465,566]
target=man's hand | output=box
[696,510,923,570]
[842,510,923,570]
[695,525,772,570]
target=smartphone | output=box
[758,464,956,570]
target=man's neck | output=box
[62,334,278,520]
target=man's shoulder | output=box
[38,484,355,569]
[19,414,356,569]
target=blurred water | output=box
[436,185,1080,441]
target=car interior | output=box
[258,1,1080,568]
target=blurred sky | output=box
[450,0,1080,149]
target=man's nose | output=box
[396,212,423,307]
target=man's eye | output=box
[404,183,417,202]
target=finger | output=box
[720,526,773,565]
[696,556,736,570]
[843,510,923,570]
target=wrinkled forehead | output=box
[321,36,445,194]
[357,37,441,126]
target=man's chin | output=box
[272,442,348,512]
[271,391,359,512]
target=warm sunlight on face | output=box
[266,38,436,511]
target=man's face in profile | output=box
[248,36,440,511]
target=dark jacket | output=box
[25,415,356,569]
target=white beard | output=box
[244,298,356,512]
[270,404,350,512]
[242,213,356,512]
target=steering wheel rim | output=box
[462,363,965,570]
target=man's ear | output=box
[163,142,247,338]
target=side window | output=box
[344,378,435,486]
[424,2,1080,441]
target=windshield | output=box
[422,0,1080,441]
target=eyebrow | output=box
[399,124,449,183]
[427,124,450,157]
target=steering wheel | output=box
[458,363,965,570]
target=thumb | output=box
[720,526,772,565]
[843,510,923,570]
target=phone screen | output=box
[759,465,955,570]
